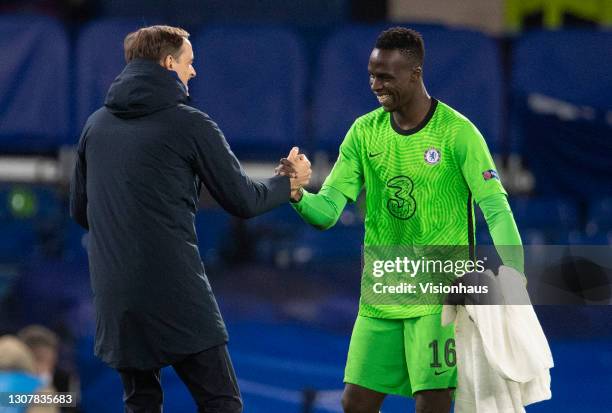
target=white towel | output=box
[443,266,553,413]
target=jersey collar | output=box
[390,98,438,136]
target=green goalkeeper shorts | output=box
[344,313,457,397]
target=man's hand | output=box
[275,147,311,201]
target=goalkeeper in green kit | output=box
[277,27,524,413]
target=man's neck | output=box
[392,90,431,131]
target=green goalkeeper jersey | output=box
[319,99,507,319]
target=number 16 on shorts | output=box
[429,338,456,374]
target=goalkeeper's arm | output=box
[478,193,524,273]
[290,185,348,230]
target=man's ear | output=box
[161,54,174,70]
[411,66,422,82]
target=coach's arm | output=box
[190,112,297,219]
[69,126,90,230]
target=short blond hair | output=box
[124,25,190,63]
[0,335,35,373]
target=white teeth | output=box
[377,94,391,104]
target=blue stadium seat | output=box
[0,185,62,219]
[97,0,167,22]
[0,185,65,262]
[510,197,578,228]
[190,26,307,159]
[291,204,364,276]
[522,227,550,245]
[31,186,64,220]
[510,30,612,197]
[588,198,612,230]
[512,30,612,109]
[0,15,69,152]
[75,19,146,135]
[585,198,612,244]
[194,208,232,264]
[14,259,90,326]
[565,231,610,245]
[476,214,548,245]
[0,220,36,262]
[241,202,364,272]
[99,0,347,27]
[312,24,503,154]
[64,220,89,263]
[0,186,11,222]
[475,205,552,249]
[246,204,308,265]
[510,197,579,242]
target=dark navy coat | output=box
[70,59,289,369]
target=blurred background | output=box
[0,0,611,411]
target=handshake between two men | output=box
[275,147,311,202]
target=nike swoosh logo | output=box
[434,370,449,376]
[369,151,383,158]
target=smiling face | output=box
[368,48,422,112]
[163,38,196,89]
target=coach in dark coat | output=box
[70,25,309,413]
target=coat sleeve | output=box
[69,125,89,230]
[190,112,290,218]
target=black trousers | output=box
[118,344,242,413]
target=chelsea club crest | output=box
[424,148,441,165]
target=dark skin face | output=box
[368,48,430,129]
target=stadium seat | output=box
[521,227,550,245]
[0,185,65,262]
[291,204,364,277]
[0,220,36,262]
[98,0,348,27]
[510,197,579,242]
[31,186,64,220]
[14,260,90,325]
[190,26,307,159]
[245,204,308,265]
[565,231,610,245]
[312,24,503,154]
[239,201,364,273]
[510,197,578,228]
[0,186,11,222]
[512,30,611,109]
[588,198,612,229]
[585,198,612,244]
[194,208,232,265]
[509,30,612,198]
[75,19,147,135]
[97,0,167,22]
[0,15,69,152]
[0,185,62,220]
[64,220,89,263]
